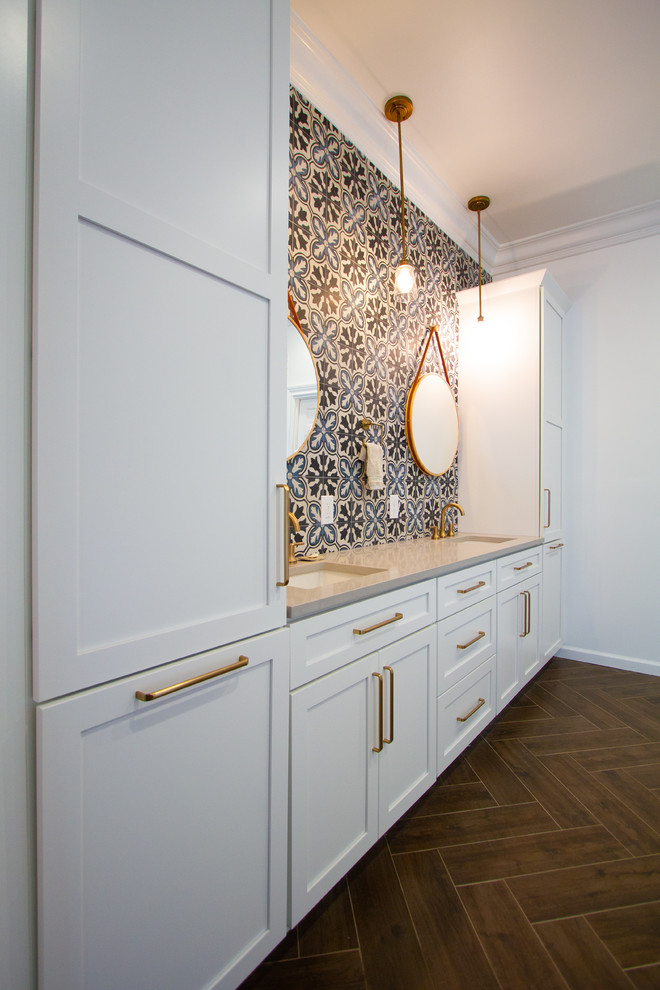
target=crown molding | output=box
[291,13,660,279]
[492,200,660,276]
[290,12,498,271]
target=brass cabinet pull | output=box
[276,483,290,587]
[372,672,384,752]
[513,561,533,571]
[354,612,403,636]
[519,590,531,638]
[457,580,486,595]
[549,542,564,550]
[457,630,485,651]
[383,666,394,745]
[135,655,249,702]
[456,698,485,723]
[544,488,551,529]
[526,590,532,636]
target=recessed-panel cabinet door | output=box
[37,629,289,990]
[33,0,289,700]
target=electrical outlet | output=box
[389,494,399,519]
[320,494,334,524]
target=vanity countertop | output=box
[286,533,542,621]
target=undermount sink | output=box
[288,561,387,590]
[452,534,513,544]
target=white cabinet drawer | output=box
[290,580,436,688]
[437,656,496,774]
[437,559,496,619]
[497,546,542,591]
[437,598,496,694]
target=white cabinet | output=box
[32,0,290,702]
[543,541,565,662]
[457,269,569,543]
[496,549,543,711]
[289,623,437,926]
[37,629,289,990]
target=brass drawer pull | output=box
[276,483,290,586]
[513,561,533,571]
[457,630,485,651]
[549,542,564,549]
[372,672,384,752]
[136,655,249,702]
[456,698,485,723]
[457,580,486,595]
[383,665,394,744]
[354,612,403,636]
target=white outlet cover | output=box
[389,494,399,519]
[321,494,334,523]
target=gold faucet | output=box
[288,511,300,564]
[432,501,465,539]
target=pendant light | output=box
[384,95,416,296]
[467,195,490,321]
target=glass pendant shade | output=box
[394,262,416,296]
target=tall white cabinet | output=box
[457,269,569,543]
[457,269,569,672]
[32,1,290,987]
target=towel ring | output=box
[361,418,384,445]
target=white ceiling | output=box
[291,0,660,246]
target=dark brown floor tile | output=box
[298,878,358,957]
[493,739,596,828]
[487,714,597,740]
[497,703,555,723]
[587,901,660,968]
[466,737,534,805]
[541,753,660,855]
[507,855,660,923]
[594,769,660,837]
[523,726,646,757]
[523,682,582,718]
[387,801,558,854]
[533,679,627,728]
[625,695,660,725]
[404,779,496,818]
[458,880,569,989]
[534,916,635,989]
[263,928,298,963]
[441,825,629,885]
[347,840,434,990]
[393,850,496,990]
[238,950,366,990]
[577,689,660,742]
[628,765,660,790]
[437,752,480,786]
[573,741,660,772]
[627,964,660,989]
[604,678,660,701]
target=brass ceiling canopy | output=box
[468,195,491,321]
[384,95,415,296]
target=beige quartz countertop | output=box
[286,533,542,621]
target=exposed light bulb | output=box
[394,262,416,296]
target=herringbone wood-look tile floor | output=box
[241,658,660,990]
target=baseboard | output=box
[557,647,660,678]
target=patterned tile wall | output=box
[287,87,488,553]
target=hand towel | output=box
[360,442,384,490]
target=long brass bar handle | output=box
[513,561,533,571]
[136,655,249,702]
[456,698,485,723]
[519,591,527,638]
[544,488,551,529]
[457,630,485,651]
[526,590,532,636]
[457,580,486,595]
[354,612,403,636]
[276,483,290,587]
[549,542,564,550]
[372,672,384,752]
[383,666,394,744]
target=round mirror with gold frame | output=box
[405,326,459,476]
[287,294,319,459]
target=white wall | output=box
[0,0,36,987]
[549,234,660,673]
